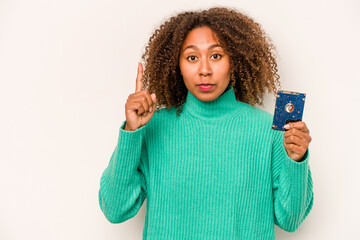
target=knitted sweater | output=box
[98,86,314,239]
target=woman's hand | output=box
[124,62,157,131]
[283,121,312,162]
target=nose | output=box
[199,59,212,77]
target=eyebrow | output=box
[182,44,223,51]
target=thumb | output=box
[151,93,157,103]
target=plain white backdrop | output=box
[1,0,359,239]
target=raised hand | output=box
[124,62,157,131]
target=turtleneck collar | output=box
[182,85,246,120]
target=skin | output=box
[124,62,157,131]
[283,121,312,162]
[179,26,231,102]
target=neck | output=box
[182,85,246,120]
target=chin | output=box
[197,92,219,102]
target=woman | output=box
[99,7,313,239]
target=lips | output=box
[198,84,215,91]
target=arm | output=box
[98,120,149,223]
[271,130,314,232]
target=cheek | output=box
[179,59,187,75]
[222,60,231,78]
[179,62,195,78]
[215,62,231,78]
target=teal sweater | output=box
[99,86,314,239]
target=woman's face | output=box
[179,26,231,102]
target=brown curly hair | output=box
[141,7,281,117]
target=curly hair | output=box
[141,7,281,117]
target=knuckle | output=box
[135,102,142,108]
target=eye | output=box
[211,54,222,60]
[187,56,197,61]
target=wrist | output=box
[124,124,135,131]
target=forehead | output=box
[181,26,221,50]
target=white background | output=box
[1,0,359,239]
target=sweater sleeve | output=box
[271,129,314,232]
[98,120,149,223]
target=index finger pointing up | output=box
[136,62,144,92]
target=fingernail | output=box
[143,112,147,117]
[284,124,290,129]
[149,106,153,112]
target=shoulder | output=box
[145,106,177,128]
[237,102,273,124]
[234,101,277,138]
[153,106,177,119]
[141,106,178,142]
